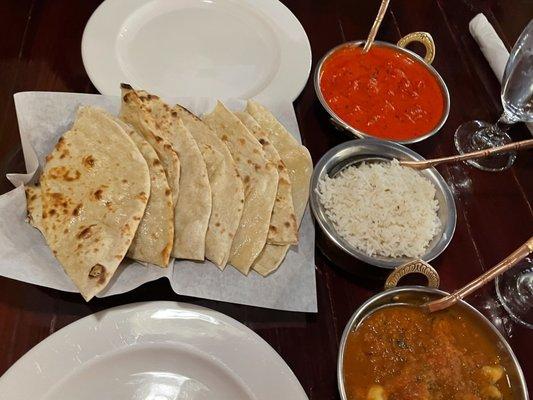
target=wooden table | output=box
[0,0,531,398]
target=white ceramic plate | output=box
[0,302,308,400]
[82,0,312,102]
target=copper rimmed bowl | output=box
[338,263,529,400]
[314,32,450,144]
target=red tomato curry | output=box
[343,304,514,400]
[320,45,445,141]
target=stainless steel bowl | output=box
[309,138,456,269]
[314,36,450,144]
[338,285,529,400]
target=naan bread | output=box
[26,121,173,269]
[204,102,278,274]
[120,85,180,208]
[173,104,244,268]
[25,184,43,233]
[39,106,150,300]
[114,119,174,267]
[245,101,313,276]
[235,112,297,245]
[125,91,212,261]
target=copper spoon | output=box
[424,236,533,313]
[399,138,533,170]
[362,0,391,53]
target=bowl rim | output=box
[314,40,451,144]
[337,286,529,400]
[309,138,457,269]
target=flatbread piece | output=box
[245,101,313,276]
[235,112,298,245]
[173,104,244,268]
[127,91,212,261]
[120,85,180,208]
[39,106,150,300]
[114,118,174,267]
[204,102,278,274]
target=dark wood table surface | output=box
[0,0,531,398]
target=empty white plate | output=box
[0,302,308,400]
[82,0,312,102]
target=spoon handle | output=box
[426,236,533,313]
[362,0,391,53]
[399,138,533,170]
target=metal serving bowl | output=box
[337,263,529,400]
[309,138,456,269]
[314,33,450,144]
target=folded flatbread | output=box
[39,106,150,300]
[123,91,212,261]
[25,120,173,268]
[120,84,180,208]
[235,112,297,245]
[204,102,278,274]
[173,104,244,268]
[114,119,174,267]
[245,101,313,276]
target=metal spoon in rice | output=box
[399,138,533,170]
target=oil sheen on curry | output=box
[343,305,513,400]
[320,45,445,141]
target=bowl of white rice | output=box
[310,139,456,269]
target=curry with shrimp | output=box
[343,304,514,400]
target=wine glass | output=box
[495,257,533,328]
[454,20,533,171]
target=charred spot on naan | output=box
[88,264,107,285]
[121,223,132,236]
[55,137,67,152]
[72,203,82,216]
[59,149,70,159]
[290,213,297,226]
[44,192,73,218]
[47,166,81,181]
[136,191,148,202]
[77,224,97,240]
[82,155,95,168]
[25,187,38,202]
[93,188,103,200]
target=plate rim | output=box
[81,0,312,102]
[0,301,309,400]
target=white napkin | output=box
[469,13,533,134]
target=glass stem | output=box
[494,111,517,134]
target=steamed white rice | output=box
[317,159,441,258]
